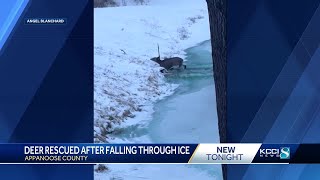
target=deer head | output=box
[150,56,161,64]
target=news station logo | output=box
[280,147,290,159]
[259,147,290,159]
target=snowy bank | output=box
[93,0,218,179]
[95,164,221,180]
[94,0,210,143]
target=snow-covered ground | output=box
[94,0,210,142]
[94,0,213,179]
[95,164,221,180]
[111,0,151,6]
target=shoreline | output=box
[94,1,213,178]
[107,38,212,144]
[95,39,221,180]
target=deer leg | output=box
[184,65,186,69]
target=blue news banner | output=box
[0,144,318,164]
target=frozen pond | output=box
[107,40,222,180]
[148,40,221,178]
[149,40,219,144]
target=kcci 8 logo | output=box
[259,147,290,159]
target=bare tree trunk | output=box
[206,0,227,179]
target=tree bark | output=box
[206,0,227,179]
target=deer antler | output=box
[157,43,160,59]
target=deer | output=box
[150,44,186,71]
